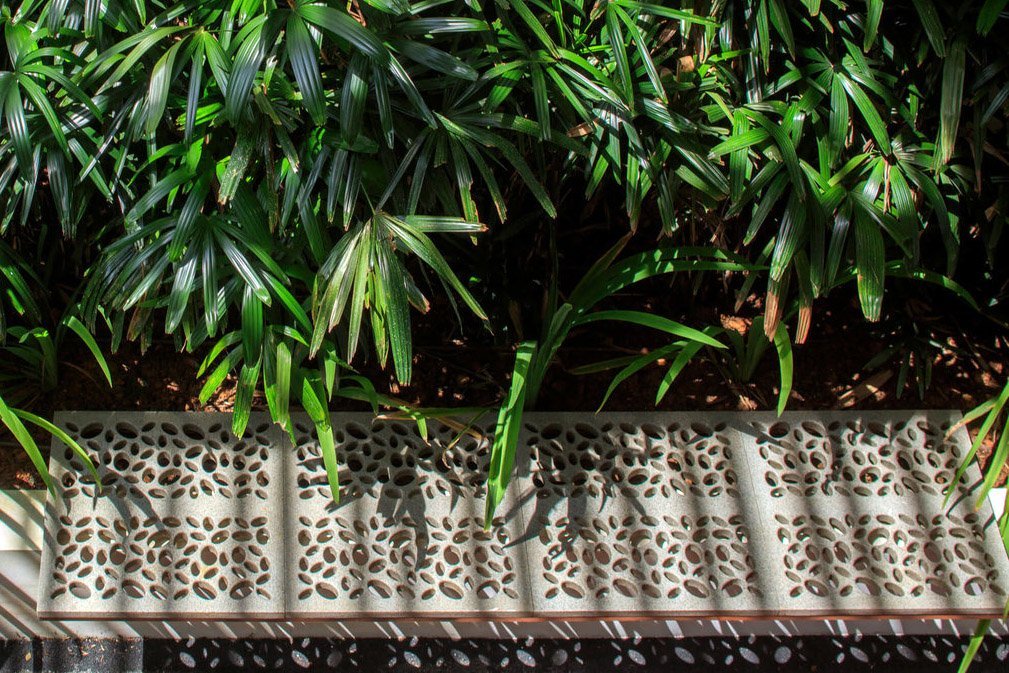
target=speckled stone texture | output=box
[37,410,1009,620]
[38,412,286,619]
[284,413,532,618]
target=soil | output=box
[2,283,1006,490]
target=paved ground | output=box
[2,636,1009,672]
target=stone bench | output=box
[38,410,1009,621]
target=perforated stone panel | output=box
[737,411,1009,616]
[285,413,533,618]
[38,412,285,619]
[38,410,1009,620]
[510,413,771,617]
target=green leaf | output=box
[772,323,793,416]
[978,420,1009,509]
[399,18,490,34]
[745,109,806,201]
[656,338,709,404]
[214,229,272,305]
[910,0,945,55]
[400,216,485,234]
[393,39,478,81]
[886,261,978,311]
[18,74,70,157]
[957,620,992,673]
[264,338,292,433]
[18,409,102,492]
[863,0,883,51]
[615,0,717,25]
[218,128,258,204]
[383,215,488,321]
[3,82,33,180]
[837,73,890,150]
[530,64,550,141]
[709,129,770,157]
[575,310,726,349]
[596,343,680,411]
[300,371,338,502]
[569,247,753,310]
[232,360,260,437]
[263,274,312,333]
[605,5,633,102]
[339,56,368,144]
[829,75,850,160]
[504,0,559,57]
[286,14,327,125]
[166,247,198,332]
[615,5,666,102]
[225,18,270,121]
[387,53,436,126]
[485,341,535,528]
[0,394,54,496]
[63,315,112,387]
[935,38,966,167]
[768,0,796,56]
[199,346,243,405]
[197,332,242,377]
[374,237,413,383]
[300,4,389,65]
[946,382,1009,507]
[126,168,192,224]
[93,26,187,92]
[769,190,806,282]
[184,42,205,142]
[978,0,1008,35]
[241,285,264,361]
[145,40,182,135]
[854,211,885,321]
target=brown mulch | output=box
[1,290,1006,490]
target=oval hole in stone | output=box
[193,581,217,600]
[69,582,92,599]
[613,578,638,598]
[368,580,393,599]
[476,580,501,599]
[80,424,103,439]
[540,424,563,440]
[123,580,144,599]
[768,422,789,439]
[683,579,709,598]
[804,580,830,597]
[182,424,206,441]
[347,424,369,440]
[439,581,464,600]
[928,578,952,597]
[641,424,665,440]
[230,581,254,599]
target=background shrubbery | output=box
[2,1,1009,512]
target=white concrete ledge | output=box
[2,487,1007,639]
[3,410,1008,639]
[0,489,43,551]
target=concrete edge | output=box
[2,485,1007,639]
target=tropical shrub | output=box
[0,1,1007,528]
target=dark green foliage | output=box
[0,2,1007,524]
